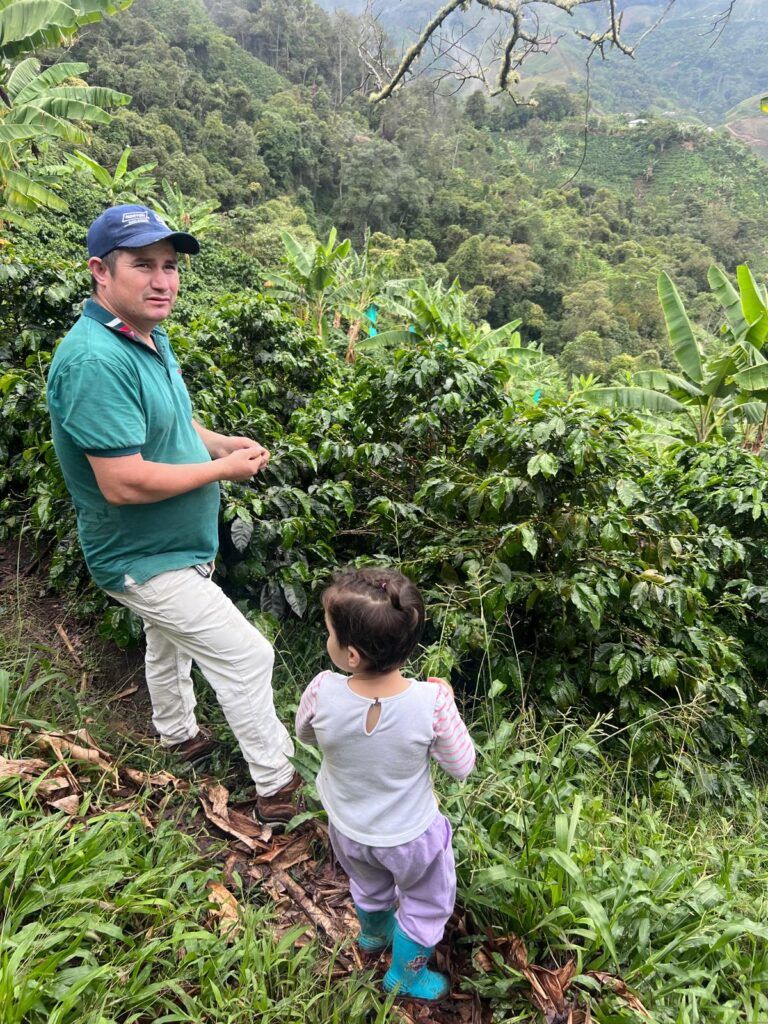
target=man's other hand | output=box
[218,445,270,481]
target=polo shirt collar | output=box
[83,298,165,346]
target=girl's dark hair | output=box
[322,567,425,673]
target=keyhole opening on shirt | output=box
[365,698,382,735]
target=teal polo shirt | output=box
[47,299,220,591]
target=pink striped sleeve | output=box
[430,685,476,781]
[295,672,326,746]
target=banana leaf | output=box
[658,271,703,382]
[733,363,768,399]
[581,386,686,415]
[357,330,416,348]
[0,2,78,61]
[6,57,40,100]
[707,265,749,341]
[13,61,90,102]
[3,167,67,211]
[737,265,768,346]
[280,231,313,279]
[0,123,40,143]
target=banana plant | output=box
[329,240,417,362]
[581,266,768,447]
[1,58,129,224]
[151,179,220,266]
[0,1,131,64]
[64,146,157,203]
[0,1,132,226]
[358,276,547,381]
[268,228,351,338]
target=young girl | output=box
[295,567,475,1001]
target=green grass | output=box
[0,806,392,1024]
[450,713,768,1021]
[3,602,768,1022]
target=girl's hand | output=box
[426,676,454,695]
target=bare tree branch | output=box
[632,0,676,51]
[366,0,468,103]
[363,0,710,103]
[705,0,737,47]
[559,42,596,189]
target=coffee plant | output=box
[3,219,768,758]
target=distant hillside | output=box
[725,94,768,161]
[42,0,768,368]
[501,112,768,242]
[318,0,768,131]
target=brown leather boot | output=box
[165,727,218,763]
[255,771,304,825]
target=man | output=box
[47,204,300,824]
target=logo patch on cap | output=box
[121,210,150,226]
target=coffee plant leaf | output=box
[230,517,254,554]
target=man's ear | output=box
[88,256,108,287]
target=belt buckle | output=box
[194,562,213,578]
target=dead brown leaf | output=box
[472,948,494,974]
[253,834,312,871]
[271,867,356,958]
[584,972,650,1018]
[0,756,50,779]
[32,732,113,771]
[55,622,84,668]
[206,881,242,941]
[198,782,270,851]
[227,806,273,844]
[103,799,140,814]
[122,767,179,789]
[108,684,140,701]
[67,729,110,757]
[47,794,82,815]
[0,754,90,818]
[36,776,77,799]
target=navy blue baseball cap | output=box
[86,204,200,259]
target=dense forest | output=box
[4,1,768,1022]
[51,0,767,372]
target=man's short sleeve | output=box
[51,359,147,456]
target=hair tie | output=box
[378,581,388,591]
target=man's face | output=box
[90,240,180,334]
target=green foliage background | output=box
[4,2,768,1021]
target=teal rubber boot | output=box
[355,905,396,952]
[382,923,449,1001]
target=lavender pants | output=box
[329,813,456,948]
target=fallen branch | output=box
[55,623,84,669]
[271,866,359,961]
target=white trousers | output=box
[106,566,295,796]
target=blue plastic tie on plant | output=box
[364,304,378,336]
[533,389,542,403]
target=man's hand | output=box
[217,435,269,459]
[218,445,270,482]
[193,420,271,467]
[88,446,271,504]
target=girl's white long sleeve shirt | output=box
[295,670,475,846]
